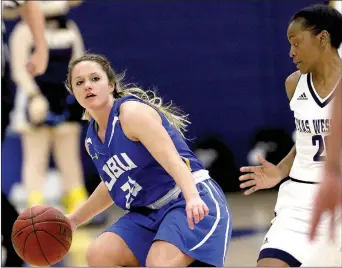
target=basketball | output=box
[11,205,73,266]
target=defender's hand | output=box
[239,154,283,195]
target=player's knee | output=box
[145,250,193,267]
[145,255,164,267]
[146,256,193,267]
[86,241,118,266]
[146,249,171,267]
[86,242,101,266]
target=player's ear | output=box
[317,30,329,47]
[109,83,115,94]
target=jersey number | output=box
[120,176,142,209]
[312,135,329,162]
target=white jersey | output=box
[289,72,338,183]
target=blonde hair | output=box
[65,53,190,137]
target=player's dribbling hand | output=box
[185,195,209,230]
[65,214,78,233]
[239,154,283,195]
[310,168,342,242]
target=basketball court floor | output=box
[3,131,280,267]
[9,174,342,267]
[9,175,276,267]
[51,191,278,266]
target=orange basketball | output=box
[11,205,72,266]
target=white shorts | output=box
[259,179,342,267]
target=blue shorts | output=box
[104,178,232,267]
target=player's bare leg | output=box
[146,240,194,267]
[86,232,140,266]
[52,123,87,214]
[22,127,51,206]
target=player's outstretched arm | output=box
[67,142,114,231]
[239,72,300,195]
[275,71,301,177]
[119,101,209,230]
[68,181,113,231]
[239,154,286,195]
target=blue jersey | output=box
[86,95,205,210]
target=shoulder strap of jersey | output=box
[290,73,307,107]
[113,94,170,127]
[292,73,305,97]
[85,119,95,142]
[113,95,147,115]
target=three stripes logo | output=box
[297,93,308,100]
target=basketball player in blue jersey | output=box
[64,53,232,267]
[239,4,342,267]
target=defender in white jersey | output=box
[239,4,342,267]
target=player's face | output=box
[71,61,114,110]
[287,20,321,74]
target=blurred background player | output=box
[1,1,48,266]
[239,4,342,267]
[8,0,88,214]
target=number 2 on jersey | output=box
[121,177,142,209]
[312,135,329,162]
